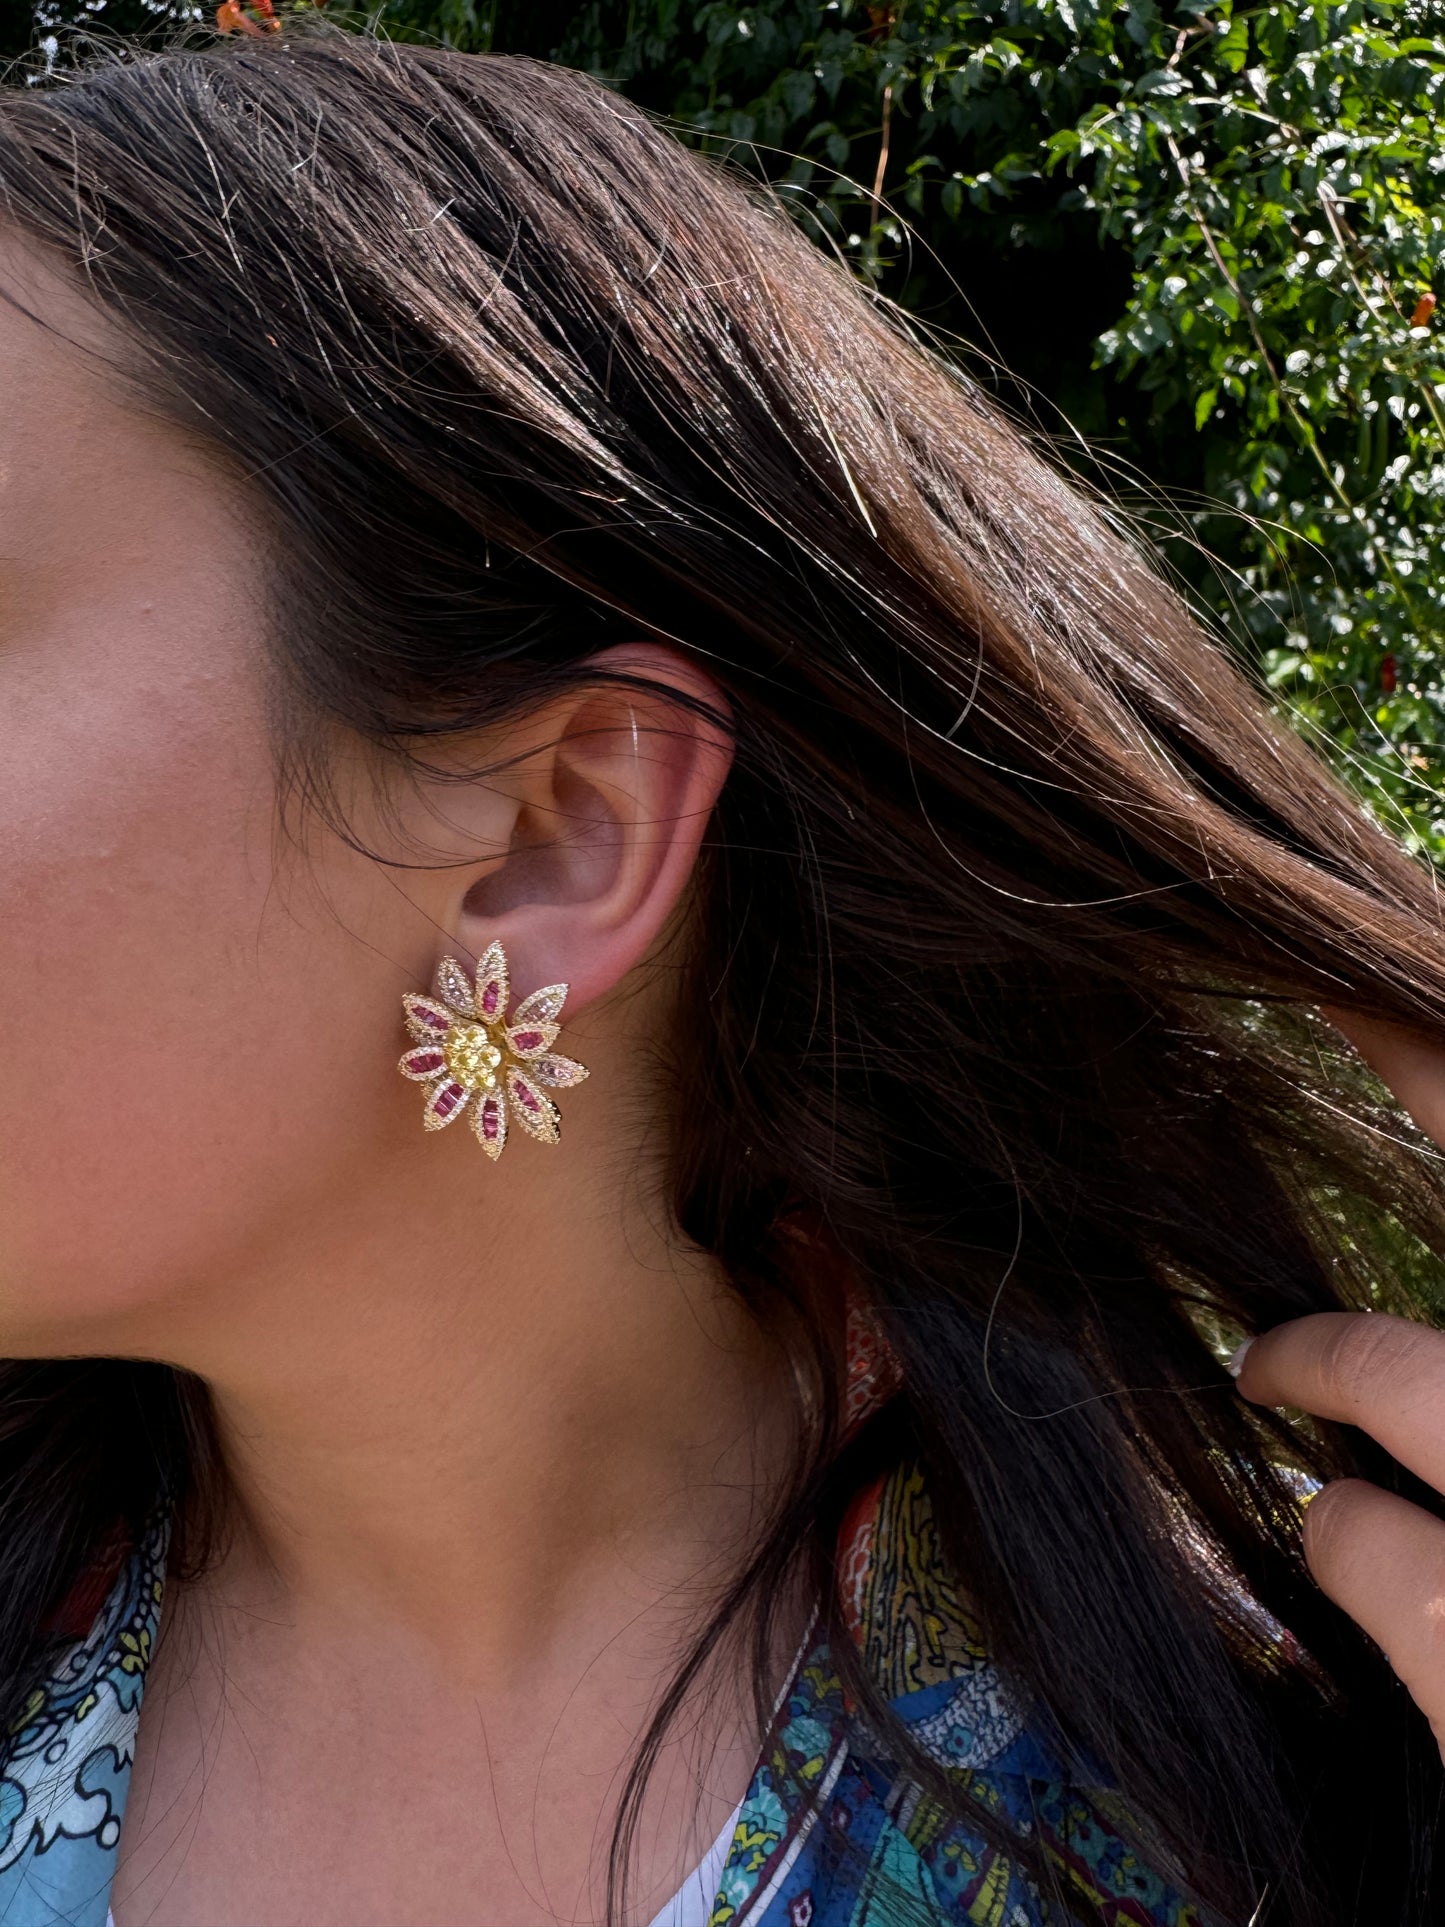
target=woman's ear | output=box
[447,644,734,1011]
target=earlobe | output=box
[452,644,733,1016]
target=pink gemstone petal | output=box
[398,1046,448,1081]
[423,1079,471,1130]
[402,994,454,1041]
[505,1066,560,1144]
[474,940,509,1023]
[473,1089,508,1161]
[529,1054,589,1089]
[510,983,568,1030]
[434,956,477,1019]
[504,1021,559,1059]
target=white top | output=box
[645,1795,743,1927]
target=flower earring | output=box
[397,941,588,1161]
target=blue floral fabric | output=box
[0,1517,165,1926]
[0,1468,1205,1927]
[703,1463,1207,1927]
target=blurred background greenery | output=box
[5,0,1442,859]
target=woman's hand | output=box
[1233,1010,1445,1754]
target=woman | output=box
[0,21,1443,1926]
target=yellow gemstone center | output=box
[443,1021,503,1091]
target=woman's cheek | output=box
[0,671,346,1344]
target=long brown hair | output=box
[1,23,1443,1923]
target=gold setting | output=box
[397,940,588,1160]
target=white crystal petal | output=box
[434,956,476,1018]
[529,1054,589,1089]
[510,983,569,1030]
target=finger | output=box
[1300,1476,1445,1746]
[1323,1005,1445,1155]
[1234,1310,1445,1496]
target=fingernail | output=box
[1226,1336,1255,1379]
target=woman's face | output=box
[0,236,442,1357]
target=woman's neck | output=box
[136,1127,802,1683]
[113,1183,810,1927]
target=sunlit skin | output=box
[0,233,811,1926]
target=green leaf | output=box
[1216,13,1250,72]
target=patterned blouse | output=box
[0,1323,1208,1926]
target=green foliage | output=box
[1062,0,1445,860]
[528,0,1445,856]
[6,0,1444,857]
